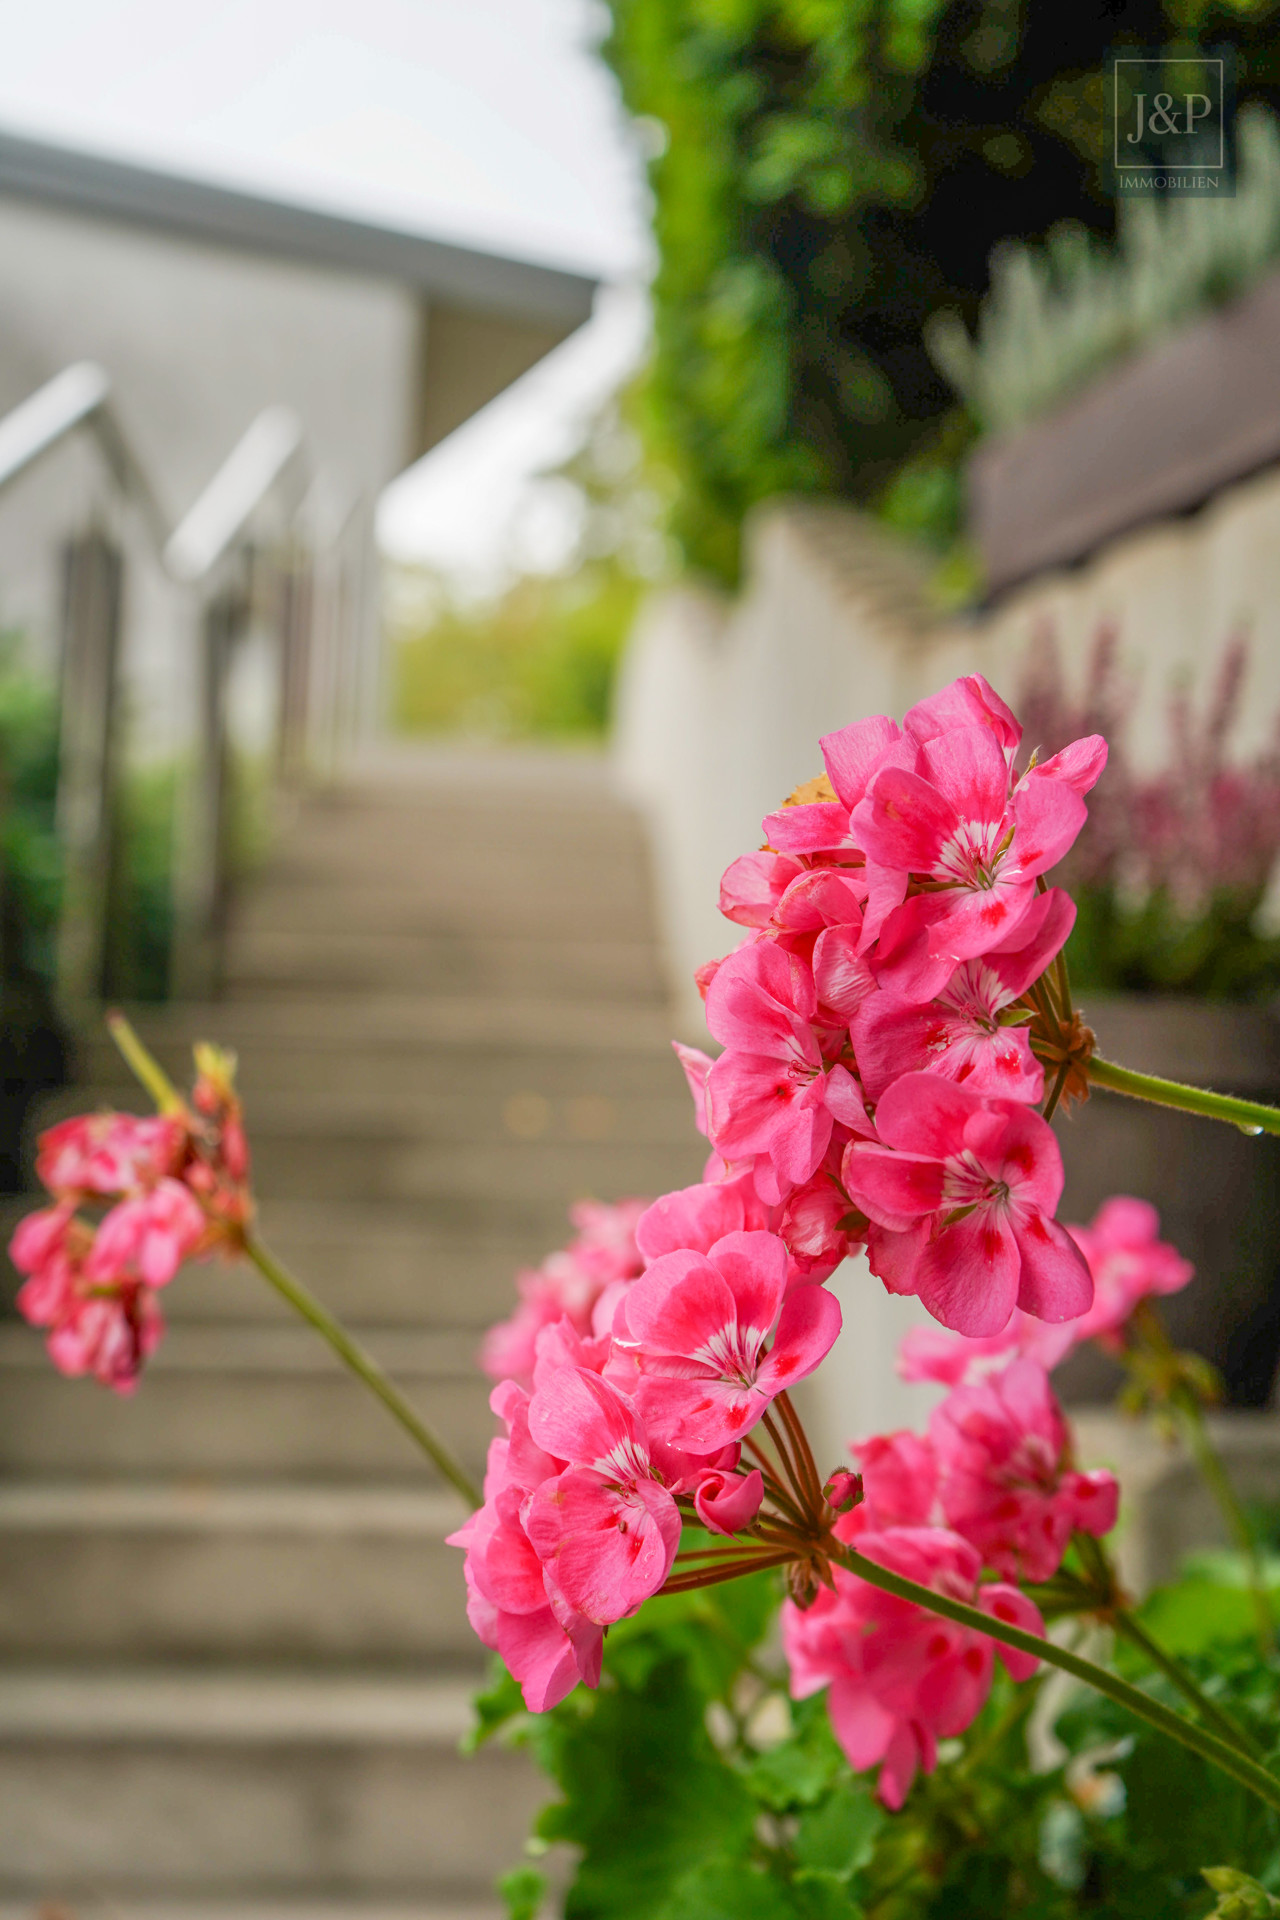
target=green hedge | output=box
[601,0,1280,581]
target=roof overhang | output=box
[0,125,597,330]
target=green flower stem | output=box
[1086,1056,1280,1137]
[1069,1528,1262,1756]
[243,1233,482,1508]
[107,1010,185,1115]
[1172,1387,1276,1654]
[835,1545,1280,1815]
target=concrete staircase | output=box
[0,748,705,1913]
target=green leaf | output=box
[792,1868,865,1918]
[1137,1573,1280,1659]
[659,1860,798,1919]
[1202,1866,1280,1917]
[465,1661,527,1752]
[794,1777,883,1878]
[746,1696,846,1811]
[537,1654,754,1920]
[499,1864,548,1920]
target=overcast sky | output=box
[0,0,651,581]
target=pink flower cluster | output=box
[480,1197,648,1390]
[454,1202,841,1711]
[9,1047,253,1392]
[680,673,1106,1338]
[783,1351,1117,1806]
[899,1195,1195,1387]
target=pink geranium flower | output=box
[46,1287,166,1394]
[86,1179,207,1290]
[524,1367,681,1625]
[761,714,916,856]
[1066,1197,1195,1349]
[689,1465,765,1535]
[481,1198,647,1389]
[841,1430,940,1535]
[853,723,1105,999]
[930,1358,1118,1582]
[854,888,1076,1102]
[620,1229,841,1451]
[897,1196,1195,1384]
[719,850,806,927]
[36,1112,185,1199]
[704,942,836,1198]
[447,1391,603,1712]
[783,1526,1043,1807]
[10,1204,86,1326]
[842,1073,1092,1337]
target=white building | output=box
[0,124,596,993]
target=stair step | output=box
[0,1667,540,1896]
[224,931,665,1001]
[76,992,690,1054]
[0,1325,495,1480]
[78,1034,693,1110]
[36,1083,696,1149]
[2,1202,573,1328]
[0,1481,473,1660]
[24,1090,702,1219]
[234,877,654,940]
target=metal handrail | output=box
[0,368,310,584]
[165,406,306,583]
[0,361,169,547]
[0,366,339,1006]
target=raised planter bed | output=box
[970,267,1280,595]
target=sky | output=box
[0,0,651,582]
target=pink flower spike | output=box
[842,1074,1092,1336]
[854,887,1076,1101]
[623,1230,841,1451]
[692,1466,765,1535]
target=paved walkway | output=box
[0,746,705,1911]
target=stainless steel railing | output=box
[0,364,363,1010]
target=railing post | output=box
[53,528,124,1011]
[276,543,314,781]
[171,581,243,1000]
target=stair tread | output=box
[0,1666,480,1744]
[0,1323,481,1374]
[0,1480,467,1534]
